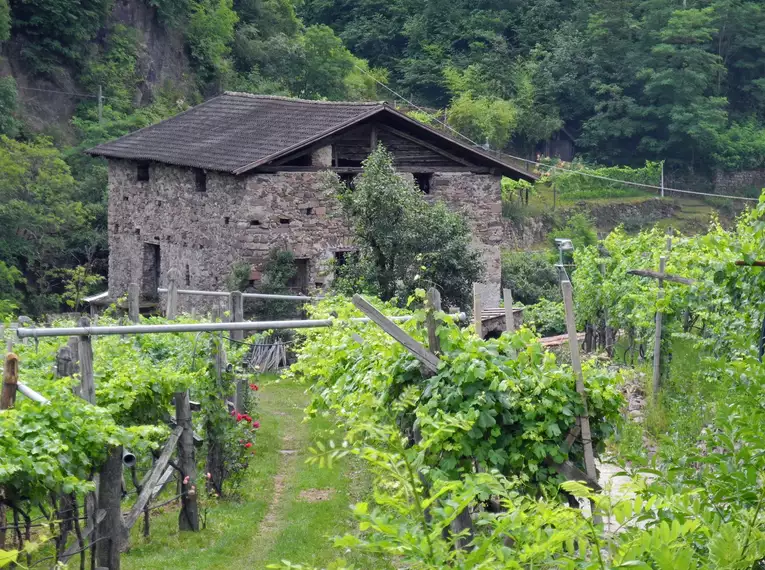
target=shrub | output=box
[522,298,566,337]
[501,250,560,305]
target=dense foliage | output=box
[301,0,765,174]
[327,146,483,309]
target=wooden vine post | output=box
[652,256,667,401]
[425,287,441,354]
[166,268,180,320]
[0,353,18,552]
[175,391,199,531]
[560,280,600,522]
[473,283,483,339]
[128,283,140,324]
[78,317,95,405]
[503,288,515,333]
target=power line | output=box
[17,86,101,99]
[354,64,759,203]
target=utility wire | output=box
[16,86,102,99]
[354,64,760,203]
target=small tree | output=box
[327,145,483,308]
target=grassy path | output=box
[122,378,385,569]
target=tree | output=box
[328,145,483,308]
[187,0,239,85]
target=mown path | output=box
[122,378,385,570]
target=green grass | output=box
[121,376,388,570]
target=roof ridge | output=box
[222,91,385,106]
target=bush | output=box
[522,298,566,337]
[501,250,560,305]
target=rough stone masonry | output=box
[107,156,504,311]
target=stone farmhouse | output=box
[87,92,535,309]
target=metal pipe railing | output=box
[157,288,323,302]
[16,313,466,339]
[17,381,49,404]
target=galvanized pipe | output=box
[16,313,465,339]
[17,382,49,404]
[157,288,323,301]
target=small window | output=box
[250,220,261,227]
[280,217,291,225]
[185,264,191,286]
[224,216,230,225]
[157,200,162,207]
[195,169,207,192]
[123,196,129,202]
[304,207,314,216]
[339,173,356,189]
[134,228,140,235]
[137,162,150,182]
[334,250,358,267]
[414,173,432,194]
[114,223,119,233]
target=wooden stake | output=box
[1,353,18,410]
[473,283,483,339]
[128,283,140,324]
[503,288,515,333]
[96,445,124,569]
[425,287,441,355]
[175,391,199,531]
[55,346,76,378]
[230,292,244,342]
[352,295,440,373]
[77,317,95,405]
[560,280,599,519]
[166,268,180,320]
[652,256,667,401]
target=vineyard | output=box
[3,201,765,568]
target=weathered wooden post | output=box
[473,283,483,339]
[1,353,18,410]
[175,390,199,531]
[503,287,515,333]
[425,287,441,354]
[230,292,244,342]
[78,317,95,405]
[652,256,667,401]
[55,346,76,379]
[0,352,18,552]
[166,268,180,320]
[560,280,599,522]
[96,445,124,570]
[128,283,140,324]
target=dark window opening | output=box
[114,223,119,233]
[287,258,309,294]
[137,162,150,182]
[154,236,160,242]
[339,173,356,188]
[123,196,129,202]
[141,242,160,300]
[414,173,432,194]
[185,264,191,286]
[334,250,358,267]
[134,228,140,235]
[157,200,162,207]
[314,282,323,289]
[224,216,230,225]
[250,219,261,226]
[337,158,363,167]
[195,169,207,192]
[282,154,312,167]
[304,207,314,215]
[279,217,291,225]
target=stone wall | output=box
[108,161,504,310]
[714,169,765,196]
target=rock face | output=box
[108,160,504,310]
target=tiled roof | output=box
[86,92,537,180]
[87,93,384,173]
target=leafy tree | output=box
[501,251,560,306]
[446,94,517,149]
[0,75,19,137]
[0,0,10,42]
[0,260,23,318]
[187,0,239,85]
[328,145,483,308]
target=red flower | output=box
[230,410,236,417]
[252,421,260,429]
[236,413,244,422]
[244,442,252,449]
[249,384,259,391]
[244,415,252,422]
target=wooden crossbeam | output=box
[124,426,183,530]
[627,269,694,285]
[351,295,440,373]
